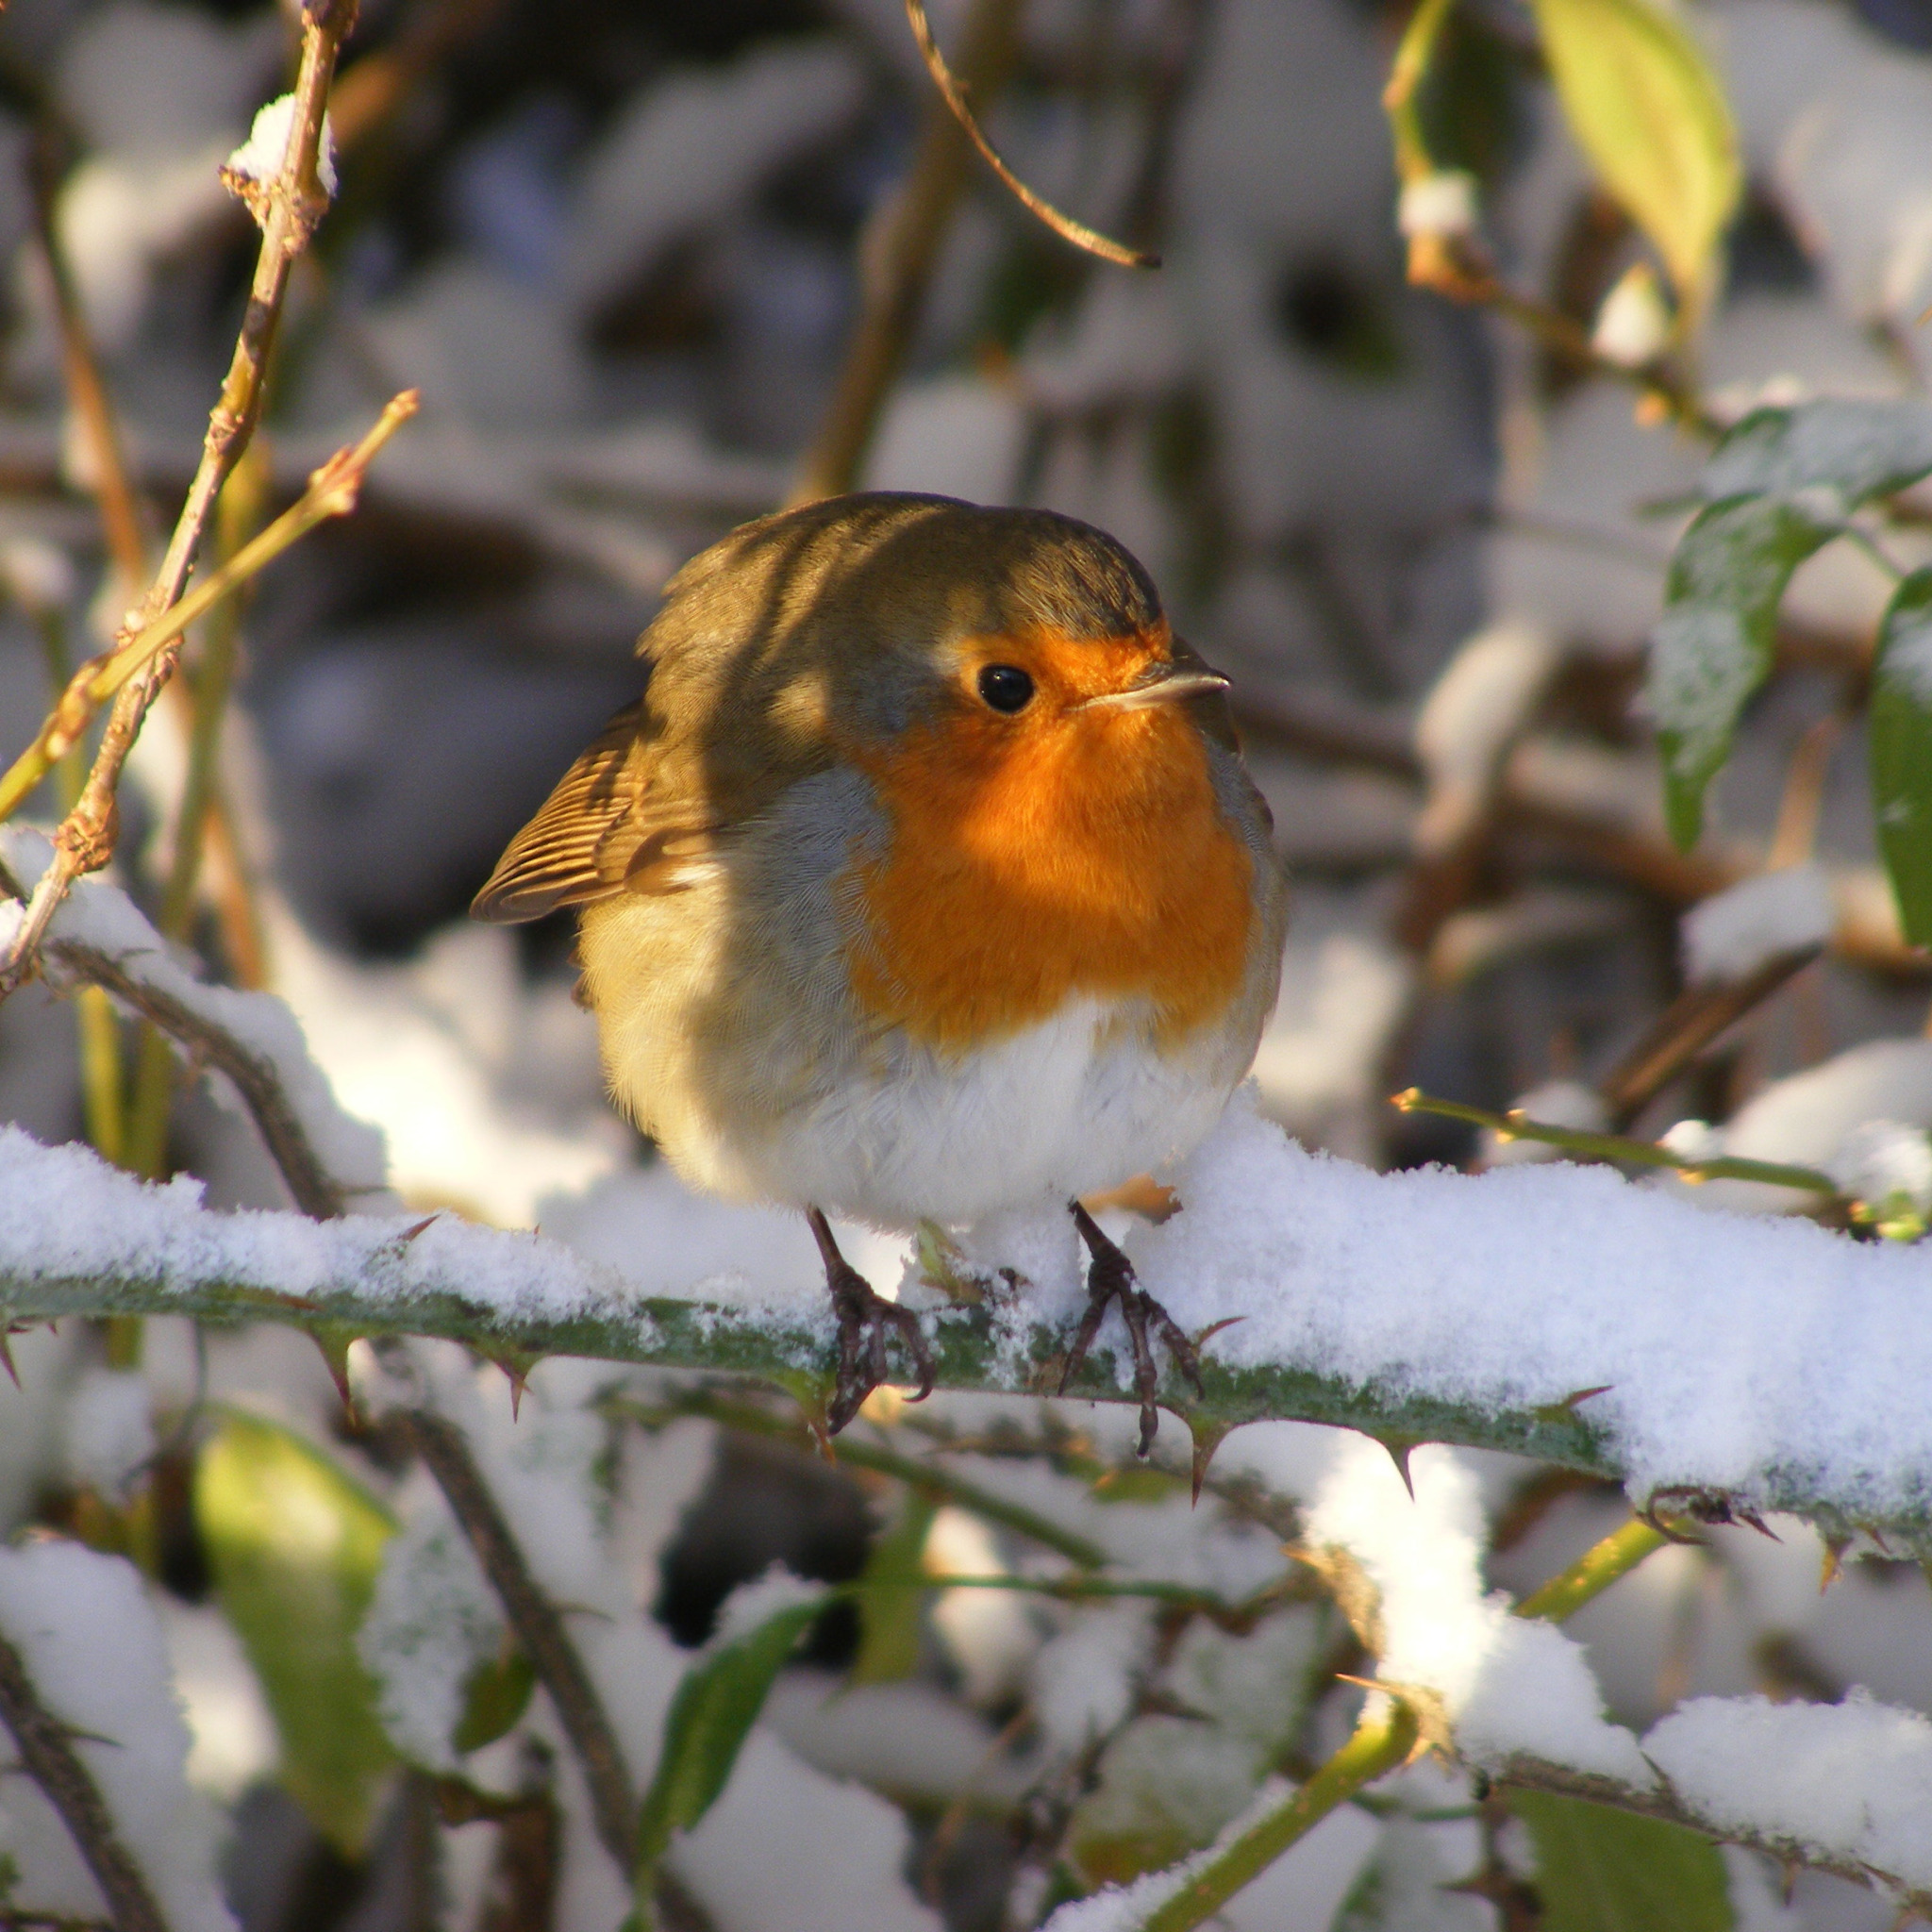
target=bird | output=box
[473,491,1288,1451]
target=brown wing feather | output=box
[473,704,651,923]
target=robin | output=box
[474,492,1287,1449]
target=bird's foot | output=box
[808,1208,936,1435]
[1057,1200,1203,1457]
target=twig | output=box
[1598,945,1822,1129]
[789,0,1024,504]
[42,939,346,1219]
[902,0,1156,271]
[1512,1515,1669,1623]
[0,393,417,895]
[0,0,362,994]
[1484,1754,1932,1914]
[126,449,273,1178]
[1392,1088,1843,1198]
[1139,1701,1420,1932]
[0,1627,168,1932]
[25,132,149,590]
[400,1409,638,1874]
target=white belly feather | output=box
[671,999,1236,1230]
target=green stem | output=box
[1513,1516,1669,1623]
[1383,0,1457,182]
[1394,1090,1843,1198]
[1141,1700,1420,1932]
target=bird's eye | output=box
[977,664,1035,713]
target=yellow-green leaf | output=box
[1527,0,1740,308]
[194,1412,398,1852]
[1508,1790,1733,1932]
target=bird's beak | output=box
[1079,661,1231,712]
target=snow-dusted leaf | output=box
[1526,0,1740,307]
[1508,1790,1732,1931]
[634,1595,827,1879]
[851,1491,937,1687]
[1870,568,1932,947]
[1697,400,1932,511]
[194,1414,397,1853]
[1647,496,1836,848]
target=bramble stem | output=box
[1514,1516,1671,1623]
[1140,1701,1420,1932]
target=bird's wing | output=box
[472,702,722,922]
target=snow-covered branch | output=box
[5,1093,1932,1552]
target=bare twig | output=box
[789,0,1024,504]
[400,1409,638,1874]
[1599,945,1823,1128]
[42,939,347,1219]
[0,1627,168,1932]
[25,135,149,590]
[0,392,418,996]
[903,0,1156,270]
[0,0,362,993]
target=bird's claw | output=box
[1058,1202,1203,1457]
[826,1261,935,1435]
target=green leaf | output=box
[452,1641,537,1755]
[633,1595,826,1882]
[1508,1790,1733,1932]
[851,1490,937,1686]
[1699,400,1932,509]
[194,1412,398,1853]
[1648,494,1836,848]
[1872,568,1932,946]
[1526,0,1740,308]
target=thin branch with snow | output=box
[0,1629,168,1932]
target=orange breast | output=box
[841,695,1254,1052]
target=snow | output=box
[1482,1079,1607,1167]
[706,1564,824,1651]
[1591,265,1671,370]
[0,1541,236,1932]
[224,91,338,200]
[1413,621,1561,852]
[1682,864,1834,983]
[59,1365,154,1496]
[1029,1604,1154,1752]
[358,1484,507,1771]
[1,827,388,1203]
[14,1080,1932,1529]
[1676,1038,1932,1213]
[1644,1690,1932,1889]
[1396,171,1477,239]
[1305,1439,1649,1781]
[1825,1120,1932,1218]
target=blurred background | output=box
[5,0,1932,1926]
